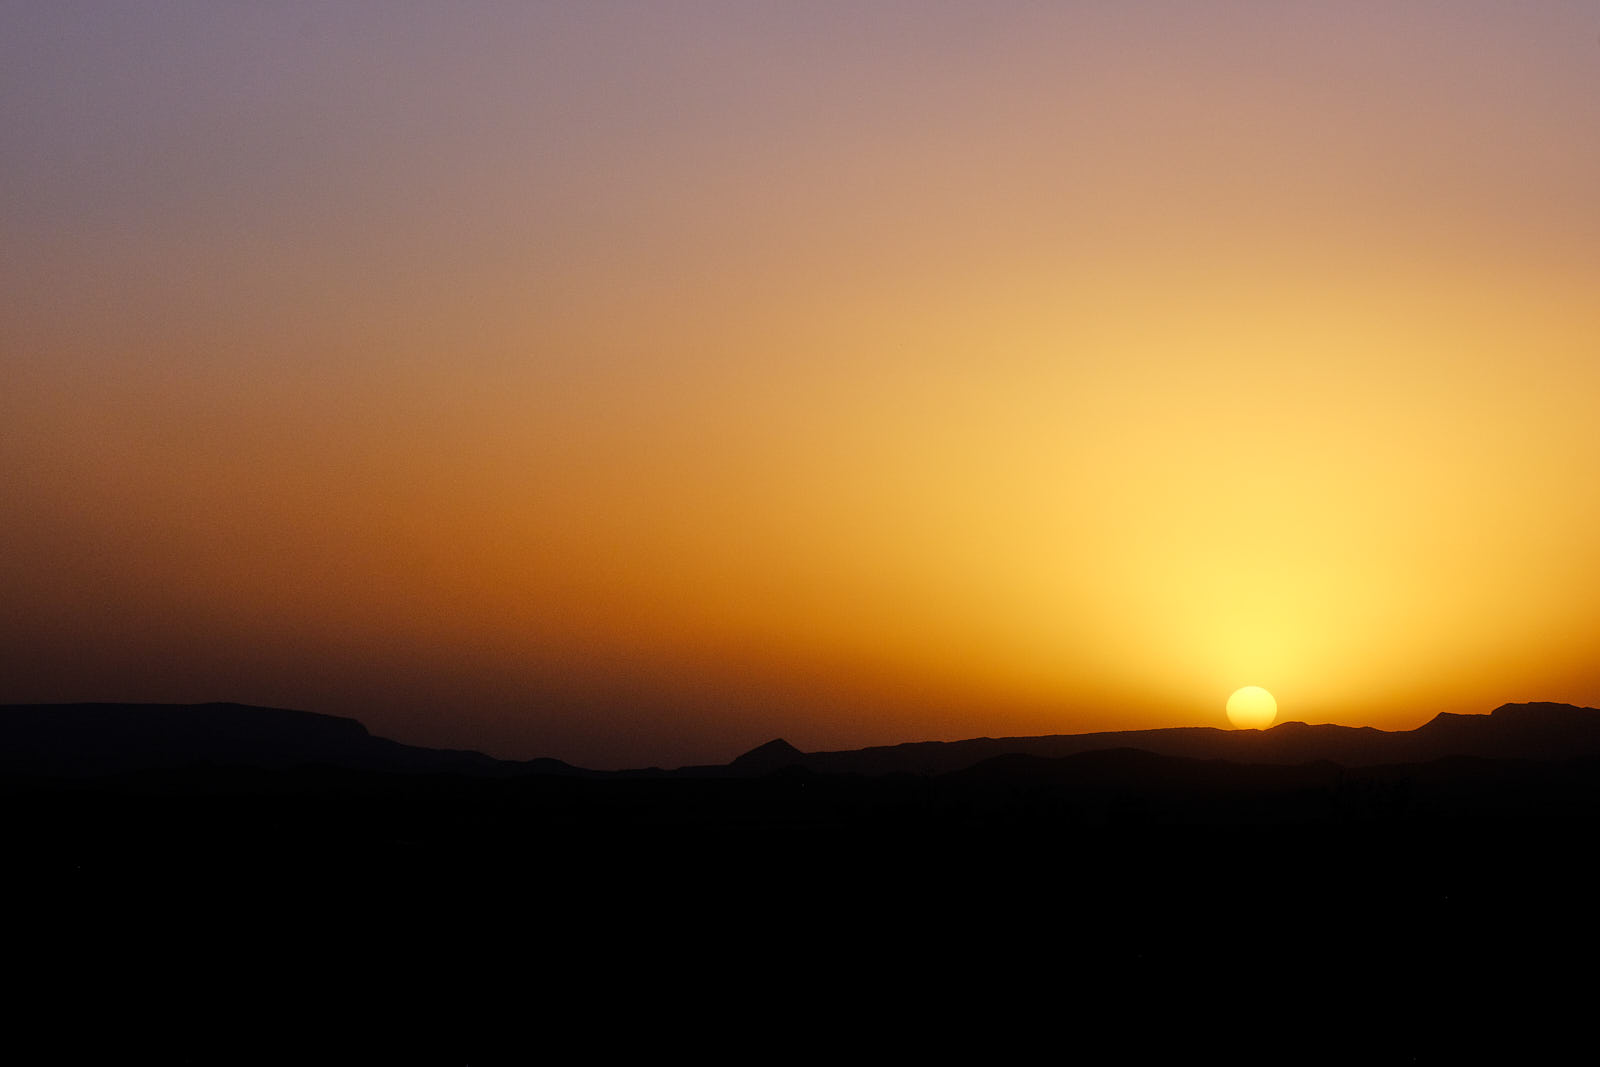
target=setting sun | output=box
[1226,687,1278,730]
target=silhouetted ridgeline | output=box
[720,701,1600,775]
[5,700,1600,830]
[5,698,1599,780]
[5,698,1600,780]
[0,701,584,777]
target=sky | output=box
[4,2,1599,768]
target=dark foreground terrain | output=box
[6,701,1597,1058]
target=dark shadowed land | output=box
[7,701,1595,1056]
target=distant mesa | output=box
[0,702,523,778]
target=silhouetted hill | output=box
[1402,701,1600,761]
[731,701,1600,776]
[727,737,806,773]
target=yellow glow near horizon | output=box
[1226,688,1279,730]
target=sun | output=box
[1226,686,1277,729]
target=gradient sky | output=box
[5,2,1599,767]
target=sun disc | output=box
[1226,686,1277,729]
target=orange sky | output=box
[5,4,1599,767]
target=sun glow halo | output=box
[1226,686,1278,729]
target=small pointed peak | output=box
[730,738,805,770]
[734,738,801,759]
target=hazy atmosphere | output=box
[6,2,1599,767]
